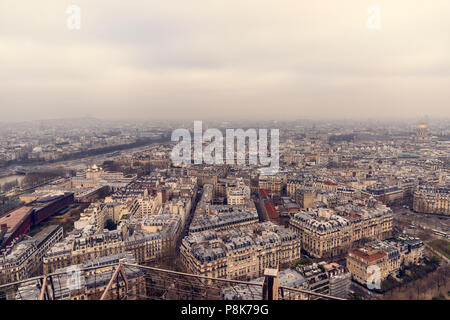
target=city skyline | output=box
[1,0,450,308]
[1,115,450,125]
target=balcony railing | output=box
[0,262,345,301]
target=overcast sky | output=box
[0,1,449,122]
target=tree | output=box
[1,180,18,192]
[22,169,65,187]
[414,281,425,300]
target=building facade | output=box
[181,222,301,281]
[289,201,393,258]
[413,185,449,215]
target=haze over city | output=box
[0,0,450,309]
[1,0,450,122]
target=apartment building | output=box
[289,200,393,258]
[323,262,351,299]
[0,225,63,284]
[226,178,251,205]
[190,184,258,233]
[43,215,179,274]
[259,175,283,196]
[181,222,301,281]
[413,184,449,215]
[346,235,424,287]
[361,184,405,206]
[346,247,389,287]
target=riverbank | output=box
[0,174,25,185]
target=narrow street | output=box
[175,188,201,251]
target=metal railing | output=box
[0,262,345,300]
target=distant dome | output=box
[418,121,427,129]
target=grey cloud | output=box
[0,0,449,122]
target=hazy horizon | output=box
[1,1,450,122]
[1,115,449,127]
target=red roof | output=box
[264,201,279,219]
[259,189,269,198]
[349,248,386,264]
[0,206,33,233]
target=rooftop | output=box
[0,206,34,233]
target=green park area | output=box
[380,256,441,293]
[429,239,450,260]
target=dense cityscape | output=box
[1,2,449,316]
[0,118,449,301]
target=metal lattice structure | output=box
[0,263,345,301]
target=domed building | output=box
[86,164,103,179]
[415,121,431,142]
